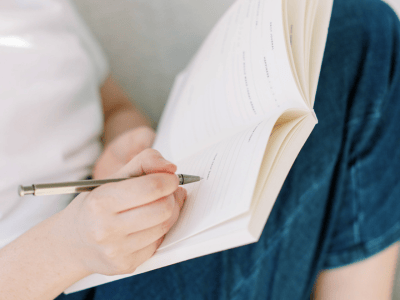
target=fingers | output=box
[115,187,187,232]
[80,148,184,275]
[93,129,159,180]
[93,150,125,180]
[123,199,181,253]
[121,187,186,255]
[92,172,179,213]
[115,238,163,275]
[124,126,156,161]
[90,148,180,212]
[111,148,177,179]
[108,126,156,164]
[77,187,186,275]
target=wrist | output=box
[103,108,152,146]
[50,211,93,274]
[0,211,91,300]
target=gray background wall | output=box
[72,0,400,298]
[72,0,235,128]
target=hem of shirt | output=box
[322,221,400,269]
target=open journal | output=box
[66,0,333,293]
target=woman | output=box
[0,0,399,299]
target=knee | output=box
[331,0,400,44]
[327,0,400,82]
[319,0,400,128]
[360,0,399,38]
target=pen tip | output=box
[179,174,203,185]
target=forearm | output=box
[0,213,90,300]
[101,76,152,146]
[103,106,150,146]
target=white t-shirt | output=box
[0,0,108,248]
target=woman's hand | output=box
[0,148,185,300]
[96,75,157,179]
[93,126,156,179]
[57,148,186,276]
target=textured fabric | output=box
[0,0,108,248]
[58,0,400,299]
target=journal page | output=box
[283,0,309,101]
[285,0,332,107]
[159,115,281,248]
[309,0,333,106]
[154,0,308,162]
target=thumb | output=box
[110,148,177,179]
[109,126,156,163]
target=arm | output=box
[313,242,399,300]
[0,77,178,299]
[93,76,156,179]
[0,149,186,300]
[100,76,152,145]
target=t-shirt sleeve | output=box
[66,0,110,85]
[323,115,400,269]
[322,1,400,269]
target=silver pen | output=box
[18,174,202,197]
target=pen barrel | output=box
[18,174,201,197]
[33,178,129,196]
